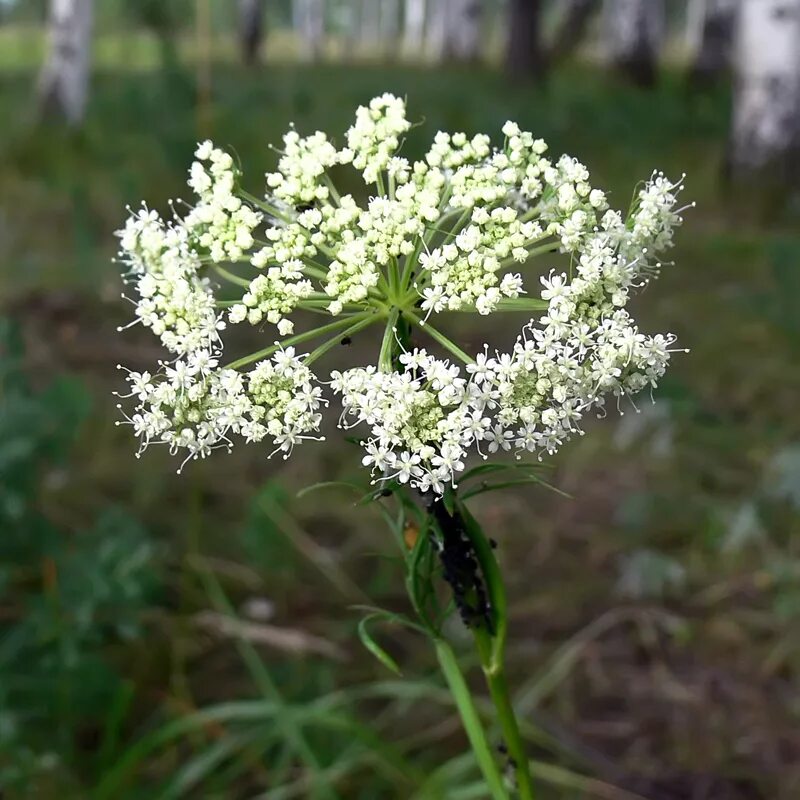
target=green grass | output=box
[2,49,800,799]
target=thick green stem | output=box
[434,639,510,800]
[477,647,536,800]
[458,500,535,800]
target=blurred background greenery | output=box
[1,1,800,798]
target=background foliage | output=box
[1,2,799,798]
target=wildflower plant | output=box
[115,94,688,798]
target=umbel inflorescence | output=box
[115,94,688,492]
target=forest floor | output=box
[1,60,800,799]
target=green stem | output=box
[497,240,560,271]
[477,648,536,800]
[439,298,550,314]
[434,639,510,800]
[378,308,401,372]
[239,190,292,224]
[304,314,381,365]
[301,263,330,282]
[399,239,423,291]
[223,314,368,370]
[323,173,341,205]
[458,500,535,800]
[214,265,250,288]
[402,312,475,365]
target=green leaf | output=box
[405,520,435,629]
[357,614,403,675]
[296,480,364,500]
[460,474,569,501]
[458,460,551,485]
[442,487,456,516]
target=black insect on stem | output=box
[428,497,493,632]
[340,336,352,346]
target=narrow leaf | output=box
[357,614,402,675]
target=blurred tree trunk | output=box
[685,0,707,55]
[340,0,360,55]
[505,0,544,78]
[359,0,381,51]
[549,0,599,64]
[403,0,426,56]
[604,0,664,87]
[238,0,265,66]
[731,0,800,179]
[443,0,483,62]
[381,0,401,57]
[424,0,447,60]
[691,0,738,84]
[293,0,325,60]
[38,0,93,125]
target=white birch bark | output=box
[685,0,707,56]
[38,0,93,125]
[604,0,664,84]
[380,0,401,49]
[443,0,483,62]
[360,0,382,50]
[293,0,325,61]
[424,0,449,61]
[402,0,426,56]
[732,0,800,172]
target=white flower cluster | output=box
[229,260,314,335]
[344,93,411,184]
[116,94,687,488]
[117,207,222,354]
[185,141,262,262]
[266,128,343,205]
[116,347,324,471]
[330,173,687,492]
[418,207,538,316]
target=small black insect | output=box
[296,202,314,212]
[340,336,352,346]
[489,538,498,549]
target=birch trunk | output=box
[604,0,664,86]
[549,0,599,64]
[424,0,448,61]
[505,0,544,78]
[381,0,401,51]
[731,0,800,175]
[360,0,382,52]
[692,0,738,82]
[403,0,426,56]
[293,0,325,61]
[238,0,264,66]
[443,0,483,62]
[38,0,93,125]
[685,0,707,56]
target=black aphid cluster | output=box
[429,500,493,631]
